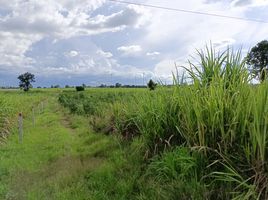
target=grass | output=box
[0,91,46,144]
[0,93,113,199]
[57,46,268,199]
[1,46,268,199]
[0,90,145,200]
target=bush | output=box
[147,79,157,90]
[76,86,85,91]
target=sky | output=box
[0,0,268,87]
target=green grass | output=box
[1,46,268,199]
[0,94,109,199]
[0,90,144,200]
[0,90,51,144]
[58,46,268,199]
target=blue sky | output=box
[0,0,267,87]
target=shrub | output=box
[76,86,85,91]
[147,79,157,90]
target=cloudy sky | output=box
[0,0,267,87]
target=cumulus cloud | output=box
[0,32,41,67]
[65,50,79,57]
[117,45,142,56]
[231,0,268,7]
[231,0,252,7]
[0,2,145,37]
[212,38,236,49]
[205,0,268,7]
[153,59,178,83]
[97,50,113,58]
[135,0,268,80]
[0,0,147,70]
[146,51,160,56]
[0,0,268,85]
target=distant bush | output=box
[76,86,85,91]
[147,79,157,90]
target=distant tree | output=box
[147,79,157,90]
[246,40,268,82]
[18,72,35,91]
[115,83,122,88]
[65,85,70,88]
[51,85,60,88]
[76,86,85,91]
[99,84,106,88]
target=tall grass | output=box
[113,46,268,199]
[59,46,268,199]
[0,91,45,143]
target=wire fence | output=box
[0,99,48,144]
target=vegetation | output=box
[147,79,157,90]
[0,91,44,144]
[75,86,85,91]
[246,40,268,82]
[1,44,268,199]
[18,72,35,92]
[58,46,268,199]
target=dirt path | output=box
[0,98,107,200]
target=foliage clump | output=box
[147,79,157,90]
[76,86,85,91]
[246,40,268,82]
[18,72,35,91]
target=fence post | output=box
[41,101,44,113]
[32,107,35,126]
[18,113,23,143]
[39,104,41,115]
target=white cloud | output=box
[126,4,152,28]
[0,1,146,38]
[153,58,190,84]
[146,51,160,56]
[0,0,268,84]
[65,50,79,57]
[136,0,267,78]
[231,0,268,7]
[153,58,186,75]
[117,45,142,56]
[0,0,147,69]
[97,50,113,58]
[212,38,236,50]
[0,32,41,68]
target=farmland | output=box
[1,0,268,198]
[0,49,268,200]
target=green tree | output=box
[246,40,268,82]
[76,86,85,91]
[115,83,122,88]
[18,72,35,91]
[147,79,157,90]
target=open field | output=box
[1,0,268,199]
[1,49,268,200]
